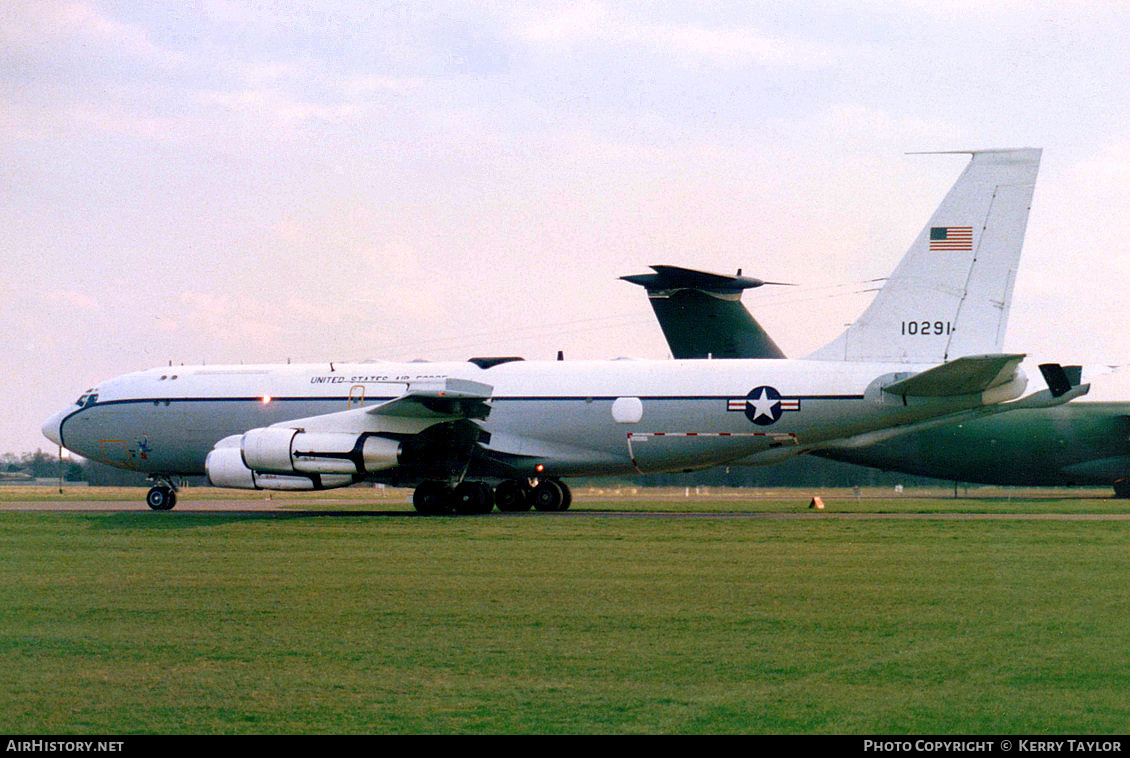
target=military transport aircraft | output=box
[43,148,1081,512]
[624,151,1130,496]
[629,266,1130,494]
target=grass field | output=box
[2,487,1130,734]
[3,483,1126,512]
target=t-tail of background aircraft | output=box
[619,265,789,359]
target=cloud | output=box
[196,88,360,126]
[626,22,836,68]
[803,103,964,145]
[0,1,183,64]
[511,4,838,68]
[511,2,611,43]
[52,289,102,315]
[175,291,284,345]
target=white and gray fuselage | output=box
[45,357,1018,482]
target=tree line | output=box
[1,451,85,482]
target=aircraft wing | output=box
[258,377,493,435]
[365,377,493,419]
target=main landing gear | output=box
[145,476,179,511]
[412,478,572,515]
[1114,478,1130,499]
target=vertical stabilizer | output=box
[808,148,1041,363]
[621,265,788,358]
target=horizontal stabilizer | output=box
[817,381,1089,452]
[882,354,1025,397]
[1038,363,1083,398]
[621,265,787,296]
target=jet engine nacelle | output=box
[241,428,402,475]
[204,446,355,491]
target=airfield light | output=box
[261,395,272,405]
[536,464,545,472]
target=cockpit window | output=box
[75,392,98,408]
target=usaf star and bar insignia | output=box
[726,386,800,426]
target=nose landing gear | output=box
[145,476,179,511]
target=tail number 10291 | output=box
[901,320,953,336]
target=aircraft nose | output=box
[41,409,67,447]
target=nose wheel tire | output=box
[146,486,177,511]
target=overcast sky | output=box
[4,1,1130,453]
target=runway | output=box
[4,499,1130,520]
